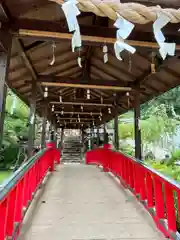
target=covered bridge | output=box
[0,0,180,239]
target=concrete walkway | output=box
[19,164,164,240]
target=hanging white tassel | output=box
[50,42,56,65]
[87,89,90,99]
[61,0,82,52]
[44,87,48,98]
[114,13,136,61]
[77,56,82,68]
[103,45,108,63]
[10,93,17,115]
[153,12,175,60]
[51,105,54,112]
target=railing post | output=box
[164,182,176,232]
[146,173,154,208]
[154,176,165,220]
[46,141,57,171]
[6,188,17,238]
[0,199,8,240]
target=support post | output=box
[91,127,94,149]
[134,90,142,160]
[41,103,48,149]
[48,122,53,140]
[103,123,106,143]
[0,40,12,148]
[103,123,109,144]
[97,126,100,146]
[114,115,119,150]
[27,82,37,157]
[60,127,64,150]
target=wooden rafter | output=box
[55,111,100,115]
[10,18,180,48]
[38,76,132,91]
[51,101,113,107]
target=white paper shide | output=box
[62,0,82,66]
[114,14,136,61]
[153,12,175,60]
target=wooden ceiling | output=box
[1,0,180,129]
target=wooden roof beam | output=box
[52,101,113,107]
[10,18,180,49]
[38,76,132,91]
[14,38,44,98]
[56,117,94,121]
[58,121,91,124]
[54,111,100,115]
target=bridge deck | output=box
[19,164,164,240]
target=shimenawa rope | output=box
[50,0,180,24]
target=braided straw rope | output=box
[50,0,180,24]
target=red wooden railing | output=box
[86,146,180,240]
[0,142,60,240]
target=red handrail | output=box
[86,147,180,239]
[0,144,60,240]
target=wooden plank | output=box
[16,29,180,50]
[14,38,44,96]
[52,101,113,107]
[38,75,133,85]
[42,81,132,91]
[55,111,100,115]
[11,18,180,46]
[57,117,93,121]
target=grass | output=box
[0,171,11,184]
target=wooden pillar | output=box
[114,115,119,150]
[41,103,48,149]
[48,122,53,140]
[91,127,94,149]
[103,123,109,144]
[0,41,12,148]
[134,91,142,160]
[27,82,37,157]
[60,127,64,150]
[103,123,106,142]
[96,126,100,146]
[82,129,85,144]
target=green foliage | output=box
[119,144,134,156]
[119,123,133,140]
[0,90,29,168]
[171,149,180,161]
[146,148,180,181]
[0,171,11,184]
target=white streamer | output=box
[114,14,136,60]
[153,12,175,60]
[103,45,108,63]
[50,42,56,65]
[77,56,82,68]
[62,0,82,52]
